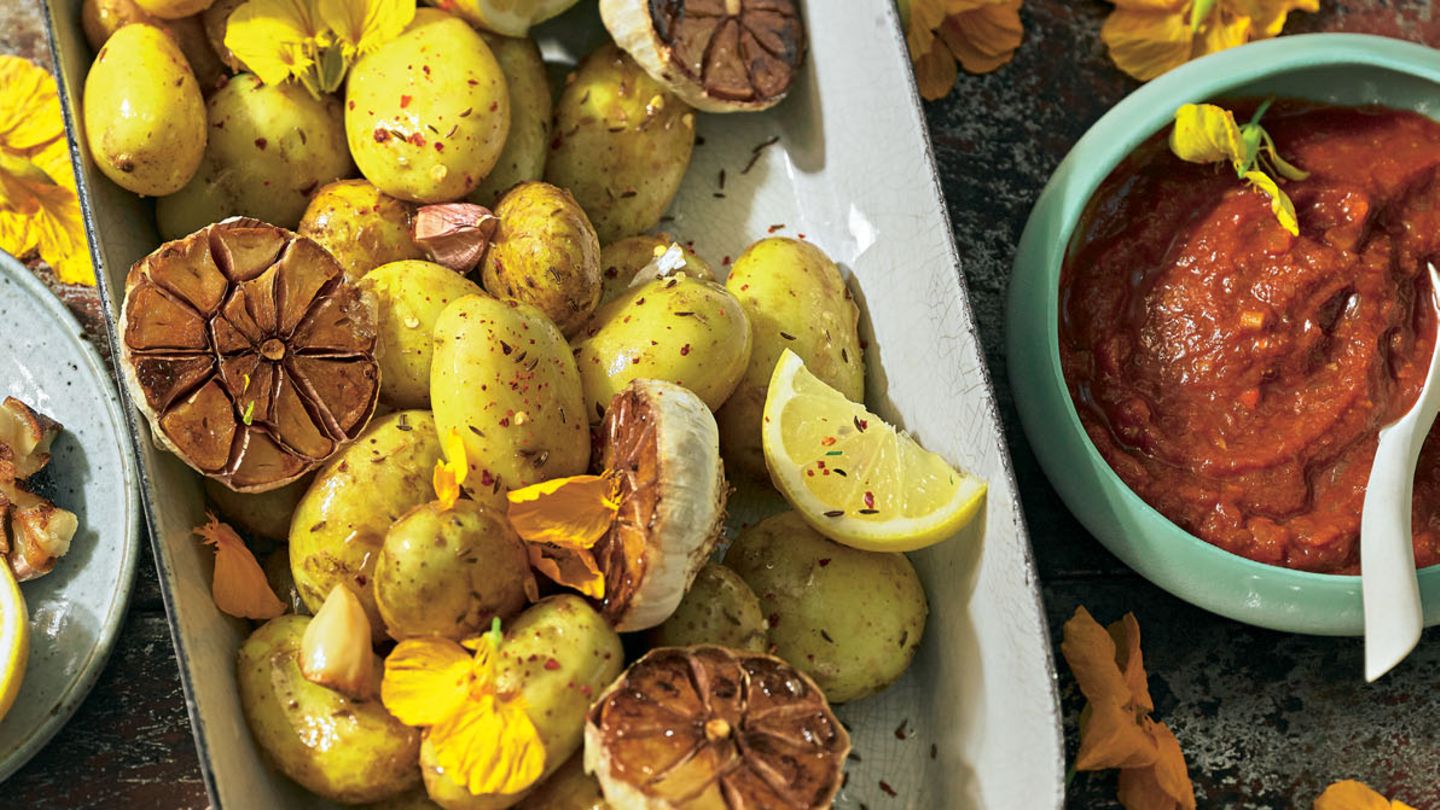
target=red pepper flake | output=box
[489,100,499,111]
[767,612,780,628]
[499,417,510,427]
[767,223,785,233]
[434,142,445,152]
[632,356,641,364]
[408,132,426,147]
[879,780,897,798]
[373,128,390,143]
[579,683,593,697]
[400,94,412,108]
[722,255,732,265]
[854,416,868,433]
[894,719,910,739]
[467,78,479,86]
[479,470,495,487]
[820,436,837,446]
[680,344,691,356]
[254,137,267,150]
[423,65,431,76]
[818,558,831,567]
[864,491,875,509]
[798,233,807,240]
[543,658,561,671]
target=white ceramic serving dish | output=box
[44,2,1064,807]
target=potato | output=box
[290,411,441,638]
[201,0,244,71]
[346,9,509,203]
[360,261,482,408]
[598,234,713,306]
[431,295,589,501]
[374,500,531,640]
[300,180,424,281]
[238,615,420,804]
[572,275,751,418]
[81,0,225,89]
[468,33,552,207]
[717,238,865,478]
[514,753,604,810]
[132,0,212,20]
[419,596,623,810]
[82,24,206,196]
[649,563,767,652]
[725,511,927,703]
[545,43,695,243]
[157,73,351,239]
[204,473,311,543]
[482,182,601,337]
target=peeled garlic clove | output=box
[0,479,77,582]
[411,203,499,274]
[0,398,61,480]
[300,584,379,700]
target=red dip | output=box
[1060,101,1440,573]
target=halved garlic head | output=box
[300,584,379,701]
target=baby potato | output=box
[598,234,713,306]
[374,500,531,640]
[572,275,752,418]
[360,261,483,408]
[81,0,225,89]
[545,43,695,243]
[201,0,244,71]
[419,596,623,810]
[431,295,590,500]
[203,473,311,543]
[482,182,601,337]
[717,238,865,478]
[514,753,604,810]
[262,548,307,615]
[133,0,212,19]
[649,563,767,652]
[157,73,351,239]
[83,23,206,196]
[468,33,552,207]
[725,511,928,703]
[290,411,441,639]
[238,615,421,804]
[346,9,509,203]
[300,180,424,281]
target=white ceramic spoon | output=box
[1361,262,1440,682]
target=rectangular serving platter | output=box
[45,1,1064,807]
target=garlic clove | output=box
[300,584,379,700]
[411,203,499,274]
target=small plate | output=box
[0,252,140,780]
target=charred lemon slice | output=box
[594,379,727,632]
[762,349,986,552]
[120,218,379,493]
[601,0,807,113]
[584,645,850,809]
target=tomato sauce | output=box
[1060,102,1440,572]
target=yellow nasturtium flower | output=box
[506,474,620,600]
[433,426,469,511]
[900,0,1025,101]
[1314,780,1416,810]
[1101,0,1318,82]
[226,0,414,96]
[1169,101,1306,236]
[0,57,93,287]
[382,621,546,796]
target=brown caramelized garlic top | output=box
[650,0,806,106]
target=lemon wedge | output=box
[761,350,987,552]
[0,563,29,722]
[444,0,580,37]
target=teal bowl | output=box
[1007,34,1440,636]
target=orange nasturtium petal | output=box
[382,638,474,728]
[1314,780,1415,810]
[526,543,606,600]
[194,514,285,620]
[434,427,468,511]
[1099,7,1192,82]
[1108,612,1154,713]
[429,693,546,796]
[937,1,1024,75]
[506,474,619,549]
[1075,699,1159,772]
[1062,606,1135,707]
[1113,719,1195,810]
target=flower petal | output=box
[1313,781,1398,810]
[507,474,618,549]
[382,638,473,728]
[938,1,1023,74]
[194,514,286,620]
[318,0,413,57]
[1244,170,1299,236]
[913,41,959,101]
[526,542,606,600]
[429,694,546,796]
[1194,12,1251,58]
[1075,699,1160,772]
[1170,103,1245,169]
[434,426,468,510]
[0,56,65,154]
[225,0,323,86]
[1143,719,1196,809]
[1100,8,1192,82]
[1228,0,1319,38]
[1108,613,1154,713]
[1061,606,1135,708]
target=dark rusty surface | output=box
[4,0,1440,808]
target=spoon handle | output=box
[1361,264,1440,682]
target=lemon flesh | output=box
[0,564,30,723]
[761,350,986,552]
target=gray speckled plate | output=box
[0,251,139,782]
